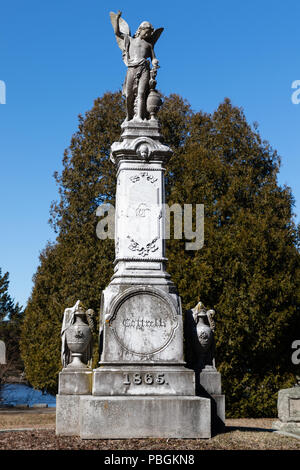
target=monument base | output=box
[272,420,300,436]
[56,394,211,439]
[272,386,300,437]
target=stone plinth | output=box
[56,395,83,436]
[56,395,211,439]
[199,367,225,431]
[58,369,93,395]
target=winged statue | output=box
[110,11,164,121]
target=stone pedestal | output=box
[80,396,211,439]
[273,386,300,436]
[199,367,225,431]
[58,369,93,395]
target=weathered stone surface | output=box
[200,368,222,395]
[211,394,226,432]
[272,385,300,436]
[58,369,93,395]
[0,340,6,364]
[272,420,300,435]
[99,285,184,364]
[93,365,195,396]
[79,396,211,439]
[56,395,85,436]
[277,386,300,422]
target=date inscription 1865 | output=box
[123,372,166,385]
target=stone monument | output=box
[273,377,300,437]
[0,340,6,365]
[56,11,224,438]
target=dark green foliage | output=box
[0,269,23,381]
[20,92,300,415]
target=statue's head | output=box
[134,21,154,39]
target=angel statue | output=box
[110,10,163,122]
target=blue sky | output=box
[0,0,299,308]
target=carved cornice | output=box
[110,136,172,165]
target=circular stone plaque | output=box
[109,288,178,356]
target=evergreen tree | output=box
[20,92,300,415]
[166,99,300,416]
[0,269,23,381]
[0,269,15,322]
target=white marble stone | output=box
[0,340,6,364]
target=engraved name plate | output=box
[109,288,178,357]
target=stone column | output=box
[93,120,195,396]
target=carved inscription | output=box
[130,172,158,184]
[123,372,165,385]
[109,290,178,356]
[135,203,150,217]
[123,317,166,330]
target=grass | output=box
[0,411,299,450]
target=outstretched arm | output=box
[113,10,124,39]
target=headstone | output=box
[56,11,224,439]
[273,378,300,436]
[0,340,6,365]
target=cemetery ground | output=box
[0,409,299,450]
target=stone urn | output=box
[147,89,162,120]
[196,314,213,354]
[65,308,92,368]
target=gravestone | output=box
[273,378,300,436]
[56,11,224,439]
[0,340,6,365]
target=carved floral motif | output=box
[127,235,159,257]
[129,172,158,184]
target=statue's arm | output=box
[111,10,124,39]
[150,45,159,68]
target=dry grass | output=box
[0,411,299,450]
[0,409,55,429]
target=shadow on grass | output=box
[225,426,274,434]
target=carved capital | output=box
[111,135,172,165]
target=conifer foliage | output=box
[0,269,23,380]
[20,92,300,415]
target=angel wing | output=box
[149,28,164,46]
[109,11,131,52]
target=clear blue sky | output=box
[0,0,299,308]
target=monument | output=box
[273,377,300,437]
[56,11,224,439]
